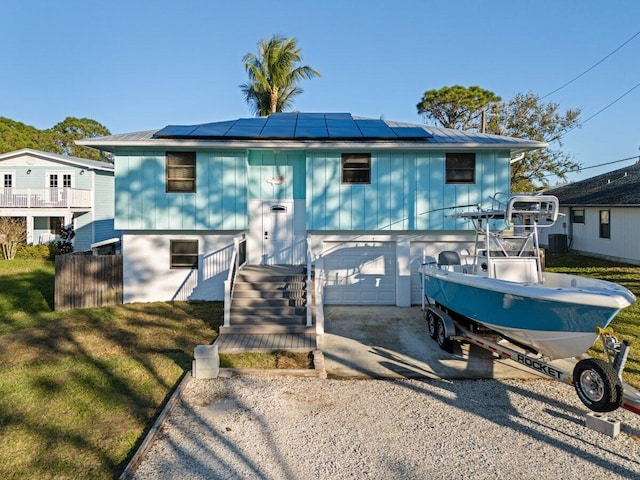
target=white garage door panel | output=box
[323,242,396,305]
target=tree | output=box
[486,93,581,191]
[416,85,501,130]
[416,86,582,191]
[0,217,27,260]
[0,118,58,153]
[0,116,111,162]
[240,35,321,116]
[49,117,111,161]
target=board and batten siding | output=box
[247,150,305,200]
[114,151,248,230]
[92,170,119,243]
[306,150,510,231]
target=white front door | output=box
[262,200,294,265]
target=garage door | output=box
[323,242,396,305]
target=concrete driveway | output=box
[318,305,556,380]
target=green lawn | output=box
[1,255,638,479]
[545,253,640,389]
[0,258,221,480]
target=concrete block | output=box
[585,412,621,438]
[193,344,219,379]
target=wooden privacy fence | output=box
[55,254,123,311]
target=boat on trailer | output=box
[421,194,637,412]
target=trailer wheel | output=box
[426,309,438,339]
[436,317,454,353]
[573,358,623,412]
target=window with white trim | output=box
[571,208,585,224]
[599,210,610,239]
[3,173,13,189]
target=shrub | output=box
[15,244,50,259]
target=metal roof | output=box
[77,113,547,153]
[0,148,114,171]
[546,161,640,206]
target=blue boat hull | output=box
[422,270,628,359]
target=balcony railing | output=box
[0,188,92,209]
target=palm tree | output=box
[240,35,321,116]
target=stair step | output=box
[232,297,307,307]
[220,325,314,334]
[229,314,306,325]
[231,306,306,316]
[233,281,306,291]
[233,289,306,299]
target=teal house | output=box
[79,113,545,327]
[0,149,119,251]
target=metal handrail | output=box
[223,234,247,327]
[306,239,313,327]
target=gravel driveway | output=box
[131,376,640,479]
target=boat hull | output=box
[422,269,634,359]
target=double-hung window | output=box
[599,210,610,239]
[3,173,13,189]
[170,240,199,269]
[571,208,585,224]
[446,153,476,184]
[166,152,196,193]
[341,153,371,184]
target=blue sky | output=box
[2,0,639,183]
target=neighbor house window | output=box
[166,152,196,193]
[342,153,371,184]
[571,208,585,224]
[446,153,476,184]
[62,174,72,188]
[599,210,610,239]
[50,217,63,235]
[170,240,199,269]
[3,173,12,189]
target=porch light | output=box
[26,169,31,174]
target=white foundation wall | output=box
[307,232,475,307]
[122,233,237,302]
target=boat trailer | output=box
[423,304,640,416]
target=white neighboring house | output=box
[0,148,119,251]
[541,161,640,265]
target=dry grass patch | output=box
[220,350,313,369]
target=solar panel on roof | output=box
[225,125,263,138]
[355,119,398,138]
[261,125,295,137]
[295,126,329,138]
[324,113,352,119]
[153,113,433,141]
[190,121,235,136]
[153,125,198,138]
[325,117,361,137]
[391,126,432,138]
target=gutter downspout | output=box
[510,152,525,164]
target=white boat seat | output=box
[438,251,461,271]
[488,257,539,283]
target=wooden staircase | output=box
[220,265,314,334]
